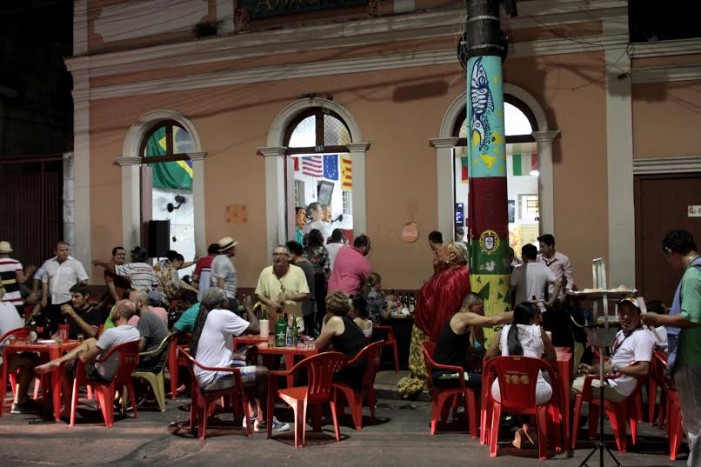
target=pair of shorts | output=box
[201,361,256,391]
[64,359,111,384]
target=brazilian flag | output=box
[145,126,193,191]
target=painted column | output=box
[467,0,510,317]
[429,137,459,241]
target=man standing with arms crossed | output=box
[41,242,89,334]
[643,230,701,467]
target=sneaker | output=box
[254,416,290,433]
[11,401,40,415]
[242,416,257,429]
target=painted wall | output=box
[632,81,701,159]
[504,52,609,289]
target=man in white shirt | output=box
[511,244,561,306]
[537,234,575,300]
[190,287,289,433]
[325,228,346,272]
[212,236,239,314]
[573,297,655,402]
[41,241,89,334]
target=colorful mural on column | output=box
[467,56,511,320]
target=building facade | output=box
[67,0,701,301]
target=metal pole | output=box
[466,0,510,319]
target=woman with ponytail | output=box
[485,301,557,447]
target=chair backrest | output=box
[484,356,555,409]
[421,341,438,371]
[353,340,385,388]
[98,340,141,384]
[292,351,348,403]
[0,326,29,345]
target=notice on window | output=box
[688,205,701,217]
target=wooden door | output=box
[635,173,701,303]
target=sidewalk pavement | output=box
[0,371,685,466]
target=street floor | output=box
[0,371,686,466]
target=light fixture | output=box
[530,170,540,177]
[167,194,187,212]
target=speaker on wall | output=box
[147,220,170,258]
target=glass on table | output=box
[77,333,84,343]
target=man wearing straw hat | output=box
[212,236,239,314]
[0,241,26,318]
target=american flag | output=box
[302,156,323,177]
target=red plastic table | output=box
[555,347,573,452]
[1,339,80,421]
[255,342,317,387]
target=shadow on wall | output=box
[393,80,450,102]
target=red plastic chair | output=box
[571,373,643,453]
[333,340,385,430]
[2,327,30,398]
[266,351,348,447]
[422,341,480,438]
[373,325,399,373]
[647,349,668,428]
[483,356,560,460]
[178,347,252,440]
[69,340,141,427]
[168,337,191,400]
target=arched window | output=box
[139,120,195,265]
[283,108,354,243]
[453,95,540,252]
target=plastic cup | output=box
[77,333,84,343]
[7,335,16,345]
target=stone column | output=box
[605,16,634,287]
[189,151,208,255]
[346,142,371,236]
[62,152,75,248]
[532,130,560,236]
[257,146,287,259]
[429,137,458,240]
[114,157,142,252]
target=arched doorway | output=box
[258,98,370,258]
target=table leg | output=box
[0,350,10,416]
[49,349,62,422]
[285,355,295,388]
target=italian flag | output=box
[511,153,538,176]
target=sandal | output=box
[512,424,536,449]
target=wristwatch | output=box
[611,365,620,374]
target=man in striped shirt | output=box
[0,241,26,318]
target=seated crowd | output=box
[0,231,680,458]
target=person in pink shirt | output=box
[327,234,372,296]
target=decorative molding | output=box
[632,65,701,84]
[532,130,560,144]
[188,151,208,161]
[630,38,701,59]
[429,137,459,149]
[113,156,142,167]
[87,32,628,101]
[347,142,371,152]
[257,146,287,157]
[633,156,701,175]
[72,1,627,80]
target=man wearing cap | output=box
[0,241,26,317]
[212,237,239,314]
[537,234,575,300]
[573,297,655,402]
[642,230,701,467]
[41,241,89,334]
